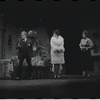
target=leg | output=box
[26,57,32,78]
[59,64,63,74]
[56,64,61,78]
[87,54,92,77]
[52,64,54,73]
[85,51,91,77]
[53,64,57,78]
[58,64,63,78]
[17,58,24,79]
[51,64,55,78]
[54,64,60,78]
[81,52,87,77]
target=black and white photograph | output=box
[0,0,100,99]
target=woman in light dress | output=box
[50,29,65,78]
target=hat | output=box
[28,30,37,38]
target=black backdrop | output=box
[0,0,100,75]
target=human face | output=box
[53,33,58,37]
[82,33,86,39]
[21,32,27,40]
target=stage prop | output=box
[90,30,100,77]
[0,29,52,79]
[0,59,13,79]
[0,30,65,79]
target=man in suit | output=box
[16,31,33,79]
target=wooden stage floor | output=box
[0,76,100,99]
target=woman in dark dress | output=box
[79,30,94,77]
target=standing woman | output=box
[50,29,65,78]
[79,30,94,77]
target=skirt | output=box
[81,50,92,71]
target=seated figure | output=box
[12,49,49,67]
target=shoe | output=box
[54,75,56,79]
[87,73,90,77]
[82,71,86,77]
[16,77,21,80]
[29,77,33,80]
[57,75,60,78]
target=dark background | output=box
[0,0,100,75]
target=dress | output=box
[50,35,65,64]
[79,38,94,71]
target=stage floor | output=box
[0,76,100,99]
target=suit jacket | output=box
[16,38,33,59]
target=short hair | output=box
[53,29,60,35]
[82,30,89,37]
[21,31,27,36]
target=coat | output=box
[50,35,65,64]
[16,38,33,59]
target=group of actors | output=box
[16,29,65,79]
[16,29,94,80]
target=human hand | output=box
[28,44,31,46]
[33,47,37,51]
[18,43,21,47]
[81,47,85,50]
[54,50,59,53]
[86,47,88,50]
[59,49,63,53]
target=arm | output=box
[79,39,86,50]
[79,39,83,48]
[86,39,94,50]
[32,40,39,51]
[59,38,65,52]
[16,41,21,49]
[50,37,60,51]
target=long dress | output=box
[50,35,65,64]
[79,38,94,71]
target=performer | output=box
[16,31,33,79]
[79,30,94,77]
[50,29,65,78]
[28,30,47,56]
[28,30,38,54]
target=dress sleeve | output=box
[88,39,94,48]
[79,39,82,48]
[50,37,60,51]
[59,37,65,52]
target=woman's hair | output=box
[53,29,60,36]
[82,30,89,37]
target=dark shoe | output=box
[16,77,21,80]
[54,75,56,79]
[84,72,88,78]
[29,77,33,80]
[82,71,85,77]
[57,75,60,79]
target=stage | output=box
[0,76,100,99]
